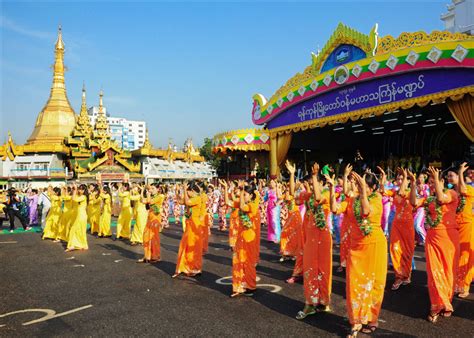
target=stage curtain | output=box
[276,133,292,167]
[447,95,474,142]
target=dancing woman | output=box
[98,185,112,238]
[408,167,459,322]
[56,186,74,242]
[66,184,89,252]
[281,161,304,283]
[88,184,101,235]
[265,179,281,243]
[386,168,415,290]
[447,162,473,299]
[138,184,165,263]
[130,185,148,245]
[221,181,259,298]
[332,169,388,337]
[42,186,62,240]
[173,181,204,278]
[295,163,333,320]
[116,183,132,240]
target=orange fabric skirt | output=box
[303,226,333,306]
[455,220,474,294]
[280,210,303,257]
[232,222,258,293]
[229,210,239,248]
[346,230,387,325]
[339,217,349,267]
[143,211,161,261]
[426,227,460,312]
[175,218,203,275]
[389,215,415,281]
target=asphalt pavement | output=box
[0,219,473,337]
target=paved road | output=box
[1,221,473,337]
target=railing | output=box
[9,167,70,178]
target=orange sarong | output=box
[424,190,460,312]
[229,201,239,248]
[455,185,474,295]
[340,195,387,325]
[175,196,203,275]
[232,201,258,293]
[299,191,332,306]
[280,199,303,257]
[390,195,415,281]
[143,213,161,260]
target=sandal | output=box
[391,279,403,291]
[361,325,377,334]
[295,306,316,320]
[137,258,148,263]
[457,292,469,299]
[171,273,180,278]
[230,292,243,298]
[427,312,440,323]
[347,324,362,338]
[286,276,302,284]
[316,305,331,312]
[441,310,452,318]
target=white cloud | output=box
[0,15,54,40]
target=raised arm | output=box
[352,172,370,216]
[343,164,352,196]
[311,163,322,203]
[458,162,468,195]
[407,170,418,207]
[324,174,337,213]
[428,167,451,204]
[286,160,296,197]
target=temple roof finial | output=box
[55,25,65,50]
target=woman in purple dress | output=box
[265,180,281,243]
[27,189,39,226]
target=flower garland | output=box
[354,192,377,236]
[424,196,442,228]
[306,197,326,230]
[150,204,161,216]
[239,210,253,229]
[456,194,466,214]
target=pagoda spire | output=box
[142,129,152,149]
[26,25,76,145]
[72,83,92,137]
[93,90,110,139]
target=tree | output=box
[200,137,223,171]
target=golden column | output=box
[26,26,76,145]
[270,133,278,178]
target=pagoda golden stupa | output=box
[27,26,76,146]
[0,26,207,185]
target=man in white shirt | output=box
[37,188,51,230]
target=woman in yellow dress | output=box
[88,184,101,235]
[98,185,112,238]
[116,183,132,240]
[130,185,148,245]
[42,186,62,240]
[55,186,74,242]
[66,184,89,252]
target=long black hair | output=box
[103,185,112,197]
[78,184,89,202]
[188,181,201,194]
[53,187,61,196]
[364,172,379,191]
[243,184,258,201]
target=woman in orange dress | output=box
[447,162,473,299]
[138,184,164,263]
[408,167,460,322]
[295,163,333,320]
[281,161,304,284]
[331,169,388,336]
[337,164,354,273]
[228,183,240,250]
[173,181,203,278]
[222,181,259,297]
[388,169,415,290]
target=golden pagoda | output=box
[26,26,76,146]
[71,83,93,139]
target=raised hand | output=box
[285,160,296,175]
[459,162,468,175]
[427,166,440,181]
[324,174,335,187]
[344,163,353,178]
[407,169,416,182]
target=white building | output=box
[87,106,146,151]
[141,157,215,182]
[441,0,474,35]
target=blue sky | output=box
[1,0,448,148]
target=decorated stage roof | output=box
[251,23,474,135]
[212,128,270,153]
